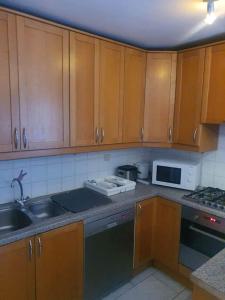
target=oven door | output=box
[179,218,225,270]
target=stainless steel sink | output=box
[0,208,32,236]
[28,201,66,220]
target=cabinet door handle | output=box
[101,128,104,143]
[140,128,144,141]
[22,128,28,149]
[169,127,173,143]
[193,128,198,143]
[95,128,99,144]
[37,237,42,257]
[28,240,33,261]
[14,128,19,149]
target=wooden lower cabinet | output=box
[35,222,84,300]
[0,222,84,300]
[193,285,218,300]
[134,197,181,273]
[134,198,155,269]
[0,238,35,300]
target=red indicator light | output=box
[210,217,216,223]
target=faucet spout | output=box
[11,170,28,206]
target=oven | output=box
[179,206,225,271]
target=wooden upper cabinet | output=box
[17,17,69,151]
[134,198,155,269]
[174,49,205,147]
[0,238,35,300]
[153,198,181,272]
[0,12,20,153]
[144,53,177,145]
[99,41,124,145]
[202,43,225,124]
[35,222,84,300]
[70,33,99,146]
[123,48,146,143]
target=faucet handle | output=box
[18,169,27,181]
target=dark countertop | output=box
[0,183,225,299]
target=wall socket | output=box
[104,153,111,161]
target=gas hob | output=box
[184,187,225,211]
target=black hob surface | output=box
[184,187,225,211]
[51,188,112,213]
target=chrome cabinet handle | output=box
[22,128,28,149]
[101,128,104,143]
[14,128,19,149]
[37,237,42,257]
[169,127,173,143]
[140,128,144,141]
[28,240,33,261]
[95,128,99,144]
[193,128,198,143]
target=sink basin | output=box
[0,208,32,236]
[28,201,66,220]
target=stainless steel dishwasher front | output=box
[84,208,135,300]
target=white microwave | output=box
[152,159,201,191]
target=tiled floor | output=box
[102,267,192,300]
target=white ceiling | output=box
[1,0,225,49]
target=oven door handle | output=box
[189,225,225,244]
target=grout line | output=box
[171,287,186,300]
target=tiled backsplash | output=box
[0,125,225,204]
[0,148,150,204]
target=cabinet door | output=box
[99,41,124,144]
[70,33,99,146]
[202,43,225,124]
[123,48,146,143]
[153,198,181,272]
[0,238,35,300]
[174,49,205,146]
[134,198,155,269]
[35,222,84,300]
[144,53,176,144]
[17,17,69,150]
[0,12,20,153]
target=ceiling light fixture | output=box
[204,0,218,25]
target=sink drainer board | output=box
[51,188,112,213]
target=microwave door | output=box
[156,166,181,184]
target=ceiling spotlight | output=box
[204,0,218,25]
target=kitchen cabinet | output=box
[144,53,176,146]
[153,197,181,272]
[134,198,155,269]
[202,43,225,124]
[35,222,84,300]
[17,16,69,150]
[99,41,124,144]
[0,12,20,153]
[123,48,146,143]
[173,49,218,152]
[192,285,218,300]
[70,33,99,146]
[0,238,35,300]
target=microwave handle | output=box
[189,225,225,244]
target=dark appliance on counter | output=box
[179,205,225,271]
[84,208,135,300]
[116,165,139,181]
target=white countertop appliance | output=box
[135,162,149,179]
[152,159,200,191]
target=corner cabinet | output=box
[144,53,177,146]
[0,222,84,300]
[123,48,146,143]
[98,41,124,145]
[0,12,20,153]
[17,17,70,151]
[173,49,218,152]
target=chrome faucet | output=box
[11,170,29,206]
